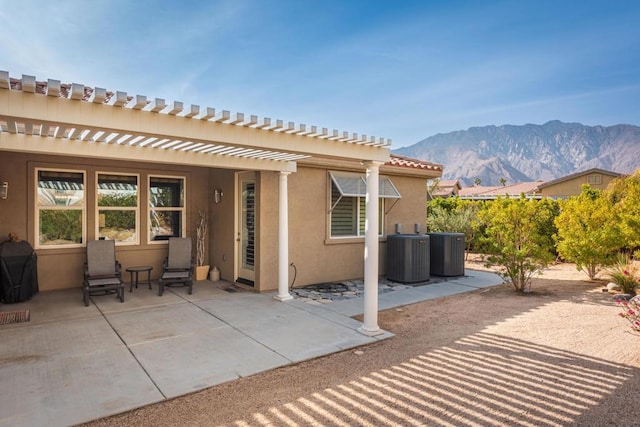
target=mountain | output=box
[394,121,640,186]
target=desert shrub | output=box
[607,169,640,252]
[478,196,557,292]
[427,199,481,255]
[617,298,640,334]
[608,254,640,295]
[555,185,623,279]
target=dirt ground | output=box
[85,258,640,426]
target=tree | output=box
[478,196,557,292]
[427,178,441,198]
[555,185,623,279]
[499,178,507,186]
[606,169,640,253]
[474,178,482,186]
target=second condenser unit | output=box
[427,232,465,276]
[386,234,430,283]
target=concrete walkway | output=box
[0,270,502,427]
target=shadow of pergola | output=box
[236,331,636,426]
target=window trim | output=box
[148,174,186,244]
[35,167,87,249]
[587,174,602,185]
[96,171,140,246]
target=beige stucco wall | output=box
[539,173,619,198]
[0,151,210,291]
[207,168,236,284]
[1,151,434,294]
[278,165,429,290]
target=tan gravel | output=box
[84,258,640,426]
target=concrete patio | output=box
[0,270,502,427]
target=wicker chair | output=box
[83,240,125,306]
[158,237,194,296]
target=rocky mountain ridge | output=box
[394,121,640,186]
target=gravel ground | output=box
[84,258,640,426]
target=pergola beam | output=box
[0,132,297,172]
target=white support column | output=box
[359,161,384,336]
[275,171,293,301]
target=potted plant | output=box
[195,209,210,280]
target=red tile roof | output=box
[458,181,543,198]
[387,154,443,172]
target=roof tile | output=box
[387,154,442,171]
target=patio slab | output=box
[0,288,101,330]
[0,270,502,426]
[107,302,227,345]
[129,325,290,398]
[0,317,162,427]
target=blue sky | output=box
[1,0,639,148]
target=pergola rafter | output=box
[0,71,392,173]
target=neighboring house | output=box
[0,71,442,333]
[458,181,543,200]
[430,179,461,198]
[535,168,623,199]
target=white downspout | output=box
[359,161,384,336]
[275,171,293,301]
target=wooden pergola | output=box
[0,70,393,335]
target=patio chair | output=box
[158,237,194,296]
[83,240,125,306]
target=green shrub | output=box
[555,185,623,279]
[478,196,557,292]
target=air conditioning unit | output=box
[427,232,465,276]
[386,234,430,283]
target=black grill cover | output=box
[0,239,39,304]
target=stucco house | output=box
[0,71,442,334]
[534,168,623,199]
[430,179,461,198]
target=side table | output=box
[126,266,153,292]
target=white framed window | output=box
[35,168,86,248]
[329,171,401,238]
[149,175,185,242]
[587,174,602,185]
[97,172,139,245]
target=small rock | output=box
[613,293,633,301]
[607,282,622,291]
[395,308,404,312]
[354,350,364,355]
